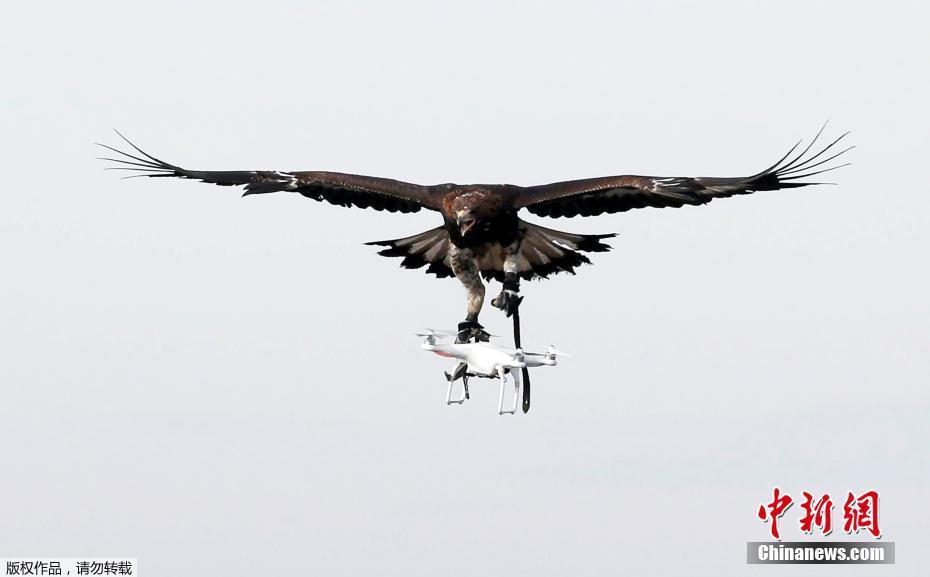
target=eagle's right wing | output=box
[515,126,852,218]
[99,132,440,214]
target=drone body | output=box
[418,329,564,415]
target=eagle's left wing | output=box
[516,128,852,218]
[99,132,439,213]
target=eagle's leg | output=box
[491,239,523,318]
[449,245,489,343]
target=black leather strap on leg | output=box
[502,274,520,293]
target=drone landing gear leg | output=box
[511,368,523,414]
[446,378,466,405]
[497,367,519,415]
[445,362,468,405]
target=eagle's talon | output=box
[456,327,491,343]
[456,321,491,343]
[492,289,522,317]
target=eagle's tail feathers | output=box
[366,227,454,278]
[367,220,615,282]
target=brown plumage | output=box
[99,126,851,332]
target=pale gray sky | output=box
[2,1,929,575]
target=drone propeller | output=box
[415,328,499,339]
[545,346,572,357]
[524,345,572,357]
[415,328,457,338]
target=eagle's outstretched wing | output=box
[98,132,439,213]
[516,126,852,218]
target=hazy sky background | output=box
[2,1,929,575]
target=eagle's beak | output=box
[457,214,476,236]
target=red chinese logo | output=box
[757,488,881,540]
[757,487,794,540]
[843,490,881,538]
[799,491,834,536]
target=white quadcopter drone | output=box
[417,329,569,415]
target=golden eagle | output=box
[100,127,850,342]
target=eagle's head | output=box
[450,190,501,237]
